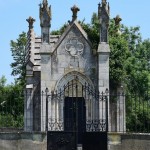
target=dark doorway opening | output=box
[64,97,86,144]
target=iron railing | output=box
[0,90,150,133]
[0,91,24,129]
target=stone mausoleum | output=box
[24,0,125,135]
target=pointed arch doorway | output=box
[47,72,108,150]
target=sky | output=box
[0,0,150,84]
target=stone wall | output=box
[0,132,46,150]
[0,131,150,150]
[108,133,150,150]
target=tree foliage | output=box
[0,76,23,128]
[82,13,150,95]
[10,32,27,85]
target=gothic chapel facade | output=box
[25,0,125,133]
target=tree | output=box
[80,13,99,50]
[0,76,24,128]
[122,27,150,95]
[10,32,27,85]
[0,75,7,88]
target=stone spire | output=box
[71,5,80,21]
[39,0,51,43]
[98,0,110,43]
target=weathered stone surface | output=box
[98,42,110,53]
[0,132,150,150]
[108,133,150,150]
[0,132,47,150]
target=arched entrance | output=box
[47,72,108,149]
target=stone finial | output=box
[102,0,107,6]
[39,0,51,44]
[26,16,35,29]
[99,0,110,16]
[71,5,80,21]
[40,1,51,21]
[98,1,110,43]
[114,15,122,26]
[114,15,122,35]
[43,0,48,6]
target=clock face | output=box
[65,38,84,57]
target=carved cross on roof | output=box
[71,5,80,21]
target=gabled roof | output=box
[52,20,92,53]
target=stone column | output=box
[24,86,33,131]
[40,44,52,131]
[24,17,35,131]
[117,86,126,132]
[98,42,110,131]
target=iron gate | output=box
[46,76,108,150]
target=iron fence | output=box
[0,91,24,129]
[109,92,150,133]
[0,90,150,133]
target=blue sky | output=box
[1,0,150,84]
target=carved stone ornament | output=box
[26,16,35,29]
[65,38,84,57]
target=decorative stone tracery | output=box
[65,38,84,57]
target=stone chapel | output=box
[24,0,125,134]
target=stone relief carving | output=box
[69,57,79,68]
[65,38,84,57]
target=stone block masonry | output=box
[0,132,47,150]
